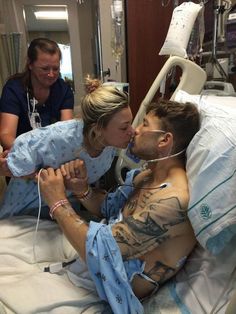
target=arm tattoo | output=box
[144,261,175,285]
[112,196,188,259]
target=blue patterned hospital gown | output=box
[86,169,145,314]
[0,119,116,218]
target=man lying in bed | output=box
[39,99,200,314]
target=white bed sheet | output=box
[0,216,109,314]
[144,236,236,314]
[0,216,235,314]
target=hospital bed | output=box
[0,56,236,314]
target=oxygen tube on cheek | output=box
[142,148,186,170]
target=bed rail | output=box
[115,56,207,184]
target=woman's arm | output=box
[0,151,12,177]
[60,109,73,121]
[59,80,74,121]
[0,113,18,150]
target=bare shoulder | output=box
[145,176,189,211]
[150,183,189,211]
[132,169,151,185]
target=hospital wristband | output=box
[49,199,69,219]
[74,185,92,201]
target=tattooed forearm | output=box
[144,261,175,285]
[112,197,188,259]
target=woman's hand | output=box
[60,159,88,196]
[0,150,34,179]
[0,150,12,177]
[39,168,67,208]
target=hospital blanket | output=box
[0,169,145,314]
[143,236,236,314]
[0,119,116,218]
[174,91,236,254]
[0,216,234,314]
[0,216,109,314]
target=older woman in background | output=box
[0,37,74,150]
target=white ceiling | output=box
[24,5,68,32]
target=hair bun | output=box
[84,76,101,94]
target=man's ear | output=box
[158,132,173,147]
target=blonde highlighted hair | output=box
[81,76,129,142]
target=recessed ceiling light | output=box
[34,11,68,20]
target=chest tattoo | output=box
[139,190,155,208]
[125,199,138,214]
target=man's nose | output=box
[134,125,140,135]
[47,69,55,77]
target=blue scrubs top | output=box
[0,77,74,137]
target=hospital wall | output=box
[0,0,124,106]
[126,0,236,115]
[0,0,235,116]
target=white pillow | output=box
[159,2,202,58]
[174,90,236,254]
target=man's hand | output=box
[0,151,11,177]
[39,168,67,208]
[60,159,88,195]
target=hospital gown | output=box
[0,119,116,218]
[86,169,145,314]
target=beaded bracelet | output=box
[49,199,69,219]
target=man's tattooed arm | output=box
[144,260,175,285]
[112,196,188,259]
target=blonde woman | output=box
[0,78,134,218]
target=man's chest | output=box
[123,189,159,217]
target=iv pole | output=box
[95,1,110,82]
[210,0,228,80]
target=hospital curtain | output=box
[0,32,23,92]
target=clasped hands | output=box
[38,159,88,208]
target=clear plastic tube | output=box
[111,0,124,67]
